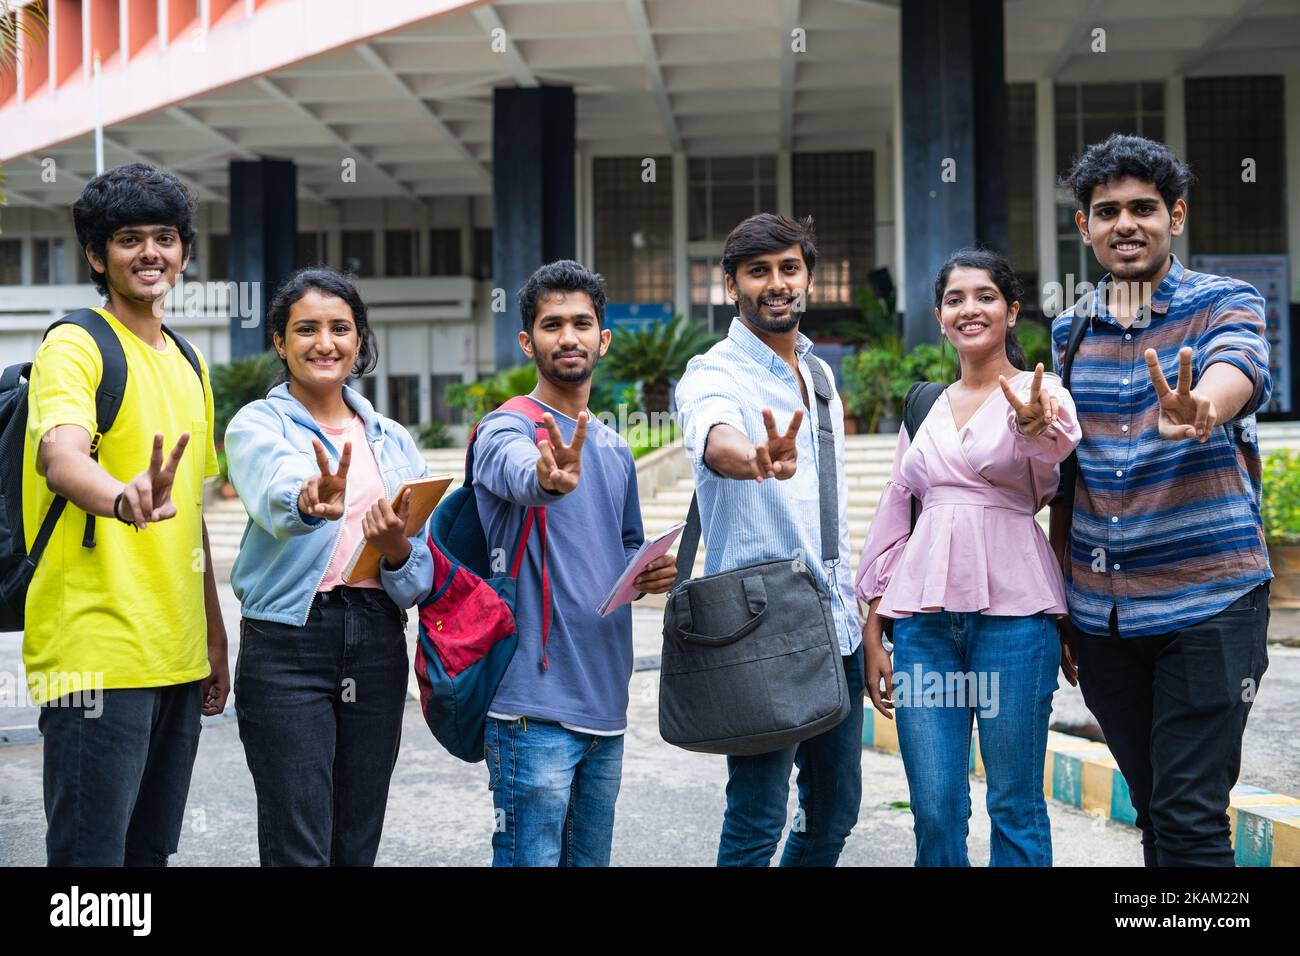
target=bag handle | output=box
[674,576,768,646]
[674,355,838,588]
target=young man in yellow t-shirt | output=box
[24,163,229,866]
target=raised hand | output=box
[120,432,190,529]
[748,407,803,483]
[1000,362,1058,437]
[536,411,588,493]
[298,438,351,520]
[632,553,677,596]
[1145,346,1217,442]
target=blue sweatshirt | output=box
[472,400,644,733]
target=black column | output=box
[491,86,576,370]
[900,0,1008,348]
[228,158,297,358]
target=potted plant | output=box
[1262,449,1300,608]
[841,342,909,433]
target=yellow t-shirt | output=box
[22,308,219,705]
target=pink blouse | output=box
[854,371,1081,619]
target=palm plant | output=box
[601,314,718,414]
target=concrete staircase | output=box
[204,423,1300,588]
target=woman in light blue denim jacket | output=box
[225,267,431,866]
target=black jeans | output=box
[1076,583,1270,866]
[40,680,203,866]
[235,587,409,866]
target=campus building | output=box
[1,0,1297,438]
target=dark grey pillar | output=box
[491,86,576,370]
[900,0,1008,348]
[228,159,297,358]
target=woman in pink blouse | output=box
[855,249,1081,867]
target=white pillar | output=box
[1164,75,1189,262]
[1286,73,1300,304]
[1035,78,1059,303]
[891,70,906,314]
[872,145,894,285]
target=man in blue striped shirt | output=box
[1050,135,1272,867]
[675,213,864,867]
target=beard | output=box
[537,348,597,386]
[736,287,801,334]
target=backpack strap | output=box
[42,309,128,550]
[901,381,945,531]
[1053,308,1092,509]
[475,394,556,671]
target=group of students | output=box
[20,131,1272,868]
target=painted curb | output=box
[862,708,1299,867]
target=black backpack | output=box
[0,309,204,632]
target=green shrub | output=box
[1263,449,1300,544]
[601,315,718,414]
[1015,318,1054,372]
[841,347,910,431]
[417,420,453,450]
[210,350,283,448]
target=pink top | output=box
[855,371,1081,619]
[318,415,386,592]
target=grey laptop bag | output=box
[659,358,851,756]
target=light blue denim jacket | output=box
[225,382,433,625]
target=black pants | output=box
[235,587,409,866]
[1076,583,1270,866]
[40,681,203,866]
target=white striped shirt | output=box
[674,318,861,655]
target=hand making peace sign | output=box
[1145,346,1217,442]
[749,407,803,483]
[999,363,1058,437]
[119,432,190,529]
[298,438,352,520]
[536,411,588,494]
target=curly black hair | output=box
[518,259,607,333]
[1060,133,1194,214]
[267,267,379,384]
[71,163,198,297]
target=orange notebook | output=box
[342,474,455,584]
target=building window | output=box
[1055,82,1164,285]
[388,375,420,426]
[593,156,674,303]
[688,155,777,244]
[473,228,493,280]
[342,231,375,277]
[385,229,417,277]
[792,151,873,308]
[208,234,229,280]
[1186,76,1285,256]
[0,239,21,285]
[357,375,377,408]
[688,256,733,334]
[33,238,66,284]
[431,374,463,426]
[298,232,325,268]
[429,229,462,276]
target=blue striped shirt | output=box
[1051,255,1273,638]
[674,318,861,655]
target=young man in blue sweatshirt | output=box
[471,260,676,866]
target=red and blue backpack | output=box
[413,396,552,763]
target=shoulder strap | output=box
[42,309,128,549]
[161,324,206,392]
[675,356,839,588]
[1060,308,1090,390]
[901,381,945,532]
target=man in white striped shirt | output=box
[675,213,864,867]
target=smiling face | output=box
[935,266,1020,360]
[1076,175,1186,283]
[86,223,189,310]
[725,244,813,335]
[519,290,611,387]
[274,289,360,393]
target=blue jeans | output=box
[235,587,409,866]
[484,717,624,867]
[716,646,865,867]
[892,611,1058,867]
[40,681,202,866]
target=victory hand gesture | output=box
[298,439,351,520]
[120,432,190,529]
[748,407,803,483]
[1145,346,1217,442]
[536,411,587,494]
[1000,363,1058,437]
